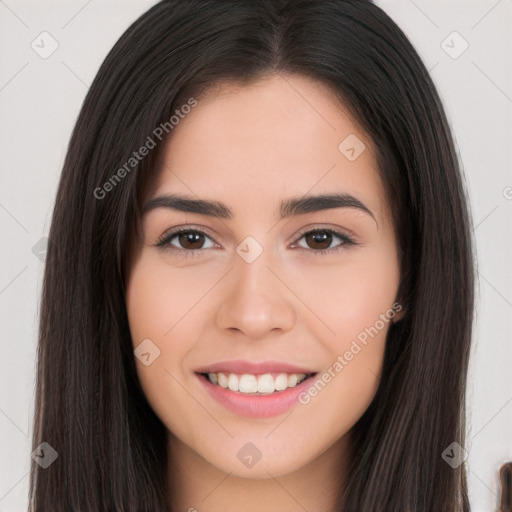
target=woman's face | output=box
[125,73,402,479]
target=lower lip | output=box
[197,373,316,418]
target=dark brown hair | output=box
[30,1,475,510]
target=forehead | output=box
[146,73,388,226]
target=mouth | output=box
[198,371,316,395]
[194,361,318,418]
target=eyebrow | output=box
[142,193,377,224]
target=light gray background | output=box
[0,1,511,510]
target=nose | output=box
[215,251,296,340]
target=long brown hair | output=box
[30,1,475,510]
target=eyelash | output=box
[154,226,357,258]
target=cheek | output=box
[124,257,198,393]
[295,243,399,401]
[124,257,210,436]
[296,243,400,344]
[125,255,210,346]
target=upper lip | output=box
[195,359,315,375]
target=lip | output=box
[196,369,317,419]
[195,359,315,375]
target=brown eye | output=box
[176,231,206,250]
[304,231,333,250]
[295,228,356,253]
[156,229,216,253]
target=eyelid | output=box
[154,224,220,250]
[291,224,358,245]
[153,223,358,256]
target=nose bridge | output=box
[214,239,296,337]
[233,246,275,300]
[232,233,278,296]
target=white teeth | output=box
[217,372,228,388]
[257,374,274,394]
[275,374,288,391]
[207,371,308,394]
[239,374,258,393]
[228,373,239,391]
[287,374,298,388]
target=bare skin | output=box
[125,72,403,512]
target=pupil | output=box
[180,232,203,249]
[307,231,331,250]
